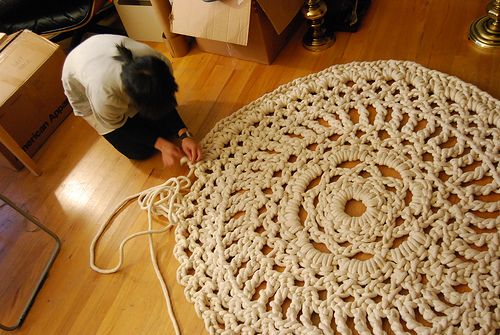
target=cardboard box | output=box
[0,30,71,170]
[114,0,165,42]
[171,0,304,64]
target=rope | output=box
[90,157,194,335]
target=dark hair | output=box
[114,43,178,120]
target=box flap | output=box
[171,0,251,46]
[256,0,303,35]
[0,30,58,105]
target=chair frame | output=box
[0,193,61,331]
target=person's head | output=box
[114,43,178,120]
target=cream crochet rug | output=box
[173,60,500,334]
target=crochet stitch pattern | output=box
[174,60,500,334]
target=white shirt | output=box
[61,35,173,135]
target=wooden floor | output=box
[1,0,499,334]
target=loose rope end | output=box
[89,162,196,335]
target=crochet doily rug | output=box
[174,60,500,334]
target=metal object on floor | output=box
[0,194,61,331]
[302,0,335,51]
[469,0,500,48]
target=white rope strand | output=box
[90,157,194,335]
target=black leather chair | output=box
[0,0,126,49]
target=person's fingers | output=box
[187,149,194,164]
[192,150,200,163]
[196,147,203,162]
[180,140,203,164]
[183,144,192,157]
[183,143,195,163]
[192,145,203,163]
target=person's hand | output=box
[154,137,185,167]
[181,137,203,164]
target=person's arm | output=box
[167,109,188,135]
[117,115,158,147]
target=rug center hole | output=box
[344,199,366,217]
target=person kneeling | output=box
[62,34,202,167]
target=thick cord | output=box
[90,158,194,335]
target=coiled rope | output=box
[90,157,194,335]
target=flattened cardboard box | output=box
[171,0,304,64]
[0,30,71,170]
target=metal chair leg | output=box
[0,193,61,331]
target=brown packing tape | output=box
[162,33,190,58]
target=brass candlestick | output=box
[302,0,335,51]
[469,0,500,48]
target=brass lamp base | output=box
[303,27,335,52]
[302,0,335,52]
[468,0,500,48]
[303,32,335,52]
